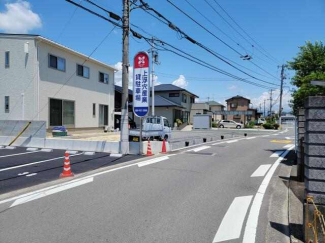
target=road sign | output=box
[133,52,150,117]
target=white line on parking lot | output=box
[270,151,284,158]
[0,151,39,159]
[137,156,169,167]
[0,153,83,172]
[10,177,93,208]
[251,165,272,177]
[243,145,295,243]
[189,146,211,152]
[246,137,256,140]
[226,140,238,143]
[213,196,253,242]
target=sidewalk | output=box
[265,151,304,243]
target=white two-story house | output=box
[0,33,116,129]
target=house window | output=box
[93,103,96,116]
[99,72,109,84]
[169,93,179,97]
[77,64,90,78]
[49,54,66,71]
[230,103,237,108]
[182,94,187,103]
[4,96,9,113]
[5,51,10,68]
[190,97,195,103]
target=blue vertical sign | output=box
[133,52,150,117]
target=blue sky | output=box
[1,0,324,112]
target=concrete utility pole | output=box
[269,89,273,117]
[278,64,285,118]
[263,99,266,117]
[120,0,130,154]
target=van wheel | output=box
[219,125,224,128]
[236,125,241,129]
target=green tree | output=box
[288,41,325,115]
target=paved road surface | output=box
[0,127,295,243]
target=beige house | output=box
[206,101,225,121]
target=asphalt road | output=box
[0,126,295,243]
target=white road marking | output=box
[0,146,3,149]
[26,173,37,177]
[10,177,93,207]
[66,150,79,155]
[137,156,169,167]
[40,148,53,152]
[4,146,16,149]
[26,148,39,151]
[213,196,253,242]
[246,137,256,140]
[251,164,272,177]
[226,140,238,143]
[110,153,123,158]
[285,137,293,140]
[190,146,211,152]
[84,151,95,156]
[18,172,29,176]
[261,135,269,137]
[243,145,295,243]
[0,153,82,172]
[283,144,294,148]
[0,151,39,159]
[212,142,226,146]
[270,151,284,158]
[273,134,279,136]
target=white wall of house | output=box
[38,41,115,128]
[0,36,39,121]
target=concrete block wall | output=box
[304,97,325,204]
[297,109,305,181]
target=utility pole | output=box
[278,64,285,118]
[120,0,130,154]
[269,89,273,117]
[149,37,159,116]
[263,99,266,117]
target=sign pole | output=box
[139,117,142,155]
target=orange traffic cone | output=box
[60,152,74,178]
[146,139,153,156]
[161,139,167,153]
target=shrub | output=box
[263,123,274,129]
[212,122,218,128]
[245,121,255,128]
[175,119,182,126]
[273,124,280,130]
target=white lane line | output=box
[0,151,39,159]
[84,151,95,156]
[246,137,256,140]
[283,144,294,148]
[18,172,29,176]
[4,146,16,149]
[213,196,253,242]
[110,153,123,158]
[261,135,269,137]
[243,145,295,243]
[285,137,292,140]
[10,177,93,208]
[66,150,79,155]
[0,153,82,172]
[26,148,39,151]
[226,140,238,144]
[189,146,211,152]
[40,148,53,152]
[212,142,226,146]
[270,151,284,158]
[273,134,279,136]
[251,164,272,177]
[137,156,169,167]
[26,173,37,177]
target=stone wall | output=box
[304,96,325,204]
[297,108,305,181]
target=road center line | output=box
[0,153,83,172]
[251,164,272,177]
[10,177,93,207]
[261,135,269,137]
[246,137,256,140]
[226,140,238,143]
[0,151,39,159]
[243,145,295,243]
[190,146,211,152]
[137,156,169,167]
[213,195,253,242]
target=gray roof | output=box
[206,101,225,107]
[154,84,199,98]
[115,85,133,95]
[150,95,183,107]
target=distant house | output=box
[226,95,253,123]
[189,103,210,123]
[206,101,225,121]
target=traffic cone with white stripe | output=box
[146,139,153,156]
[60,152,74,178]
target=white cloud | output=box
[172,75,188,88]
[228,85,238,91]
[0,1,42,33]
[250,89,293,113]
